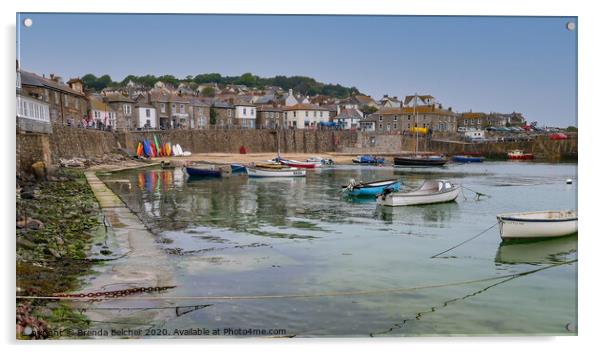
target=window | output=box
[171,104,176,111]
[313,111,317,117]
[75,98,79,109]
[251,109,254,116]
[305,111,308,117]
[394,115,398,121]
[54,92,59,104]
[250,120,254,128]
[124,104,131,115]
[320,112,323,117]
[64,95,69,107]
[394,123,397,129]
[146,109,151,117]
[379,115,383,121]
[161,103,166,113]
[379,123,383,129]
[44,89,49,102]
[228,110,232,117]
[293,112,296,118]
[243,108,246,115]
[180,104,184,113]
[242,119,246,128]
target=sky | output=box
[16,13,577,127]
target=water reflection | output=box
[376,201,460,226]
[495,235,577,265]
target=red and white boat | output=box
[507,150,534,160]
[279,159,319,169]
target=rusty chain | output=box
[52,286,175,299]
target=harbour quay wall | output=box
[118,129,359,154]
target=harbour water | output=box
[98,161,577,336]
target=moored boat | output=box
[507,150,534,160]
[342,178,401,196]
[230,163,247,173]
[246,166,306,178]
[352,155,385,165]
[376,180,460,206]
[185,164,222,178]
[306,156,334,165]
[393,154,448,167]
[160,160,176,169]
[280,159,318,169]
[452,155,485,163]
[496,210,577,240]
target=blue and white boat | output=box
[185,165,222,178]
[230,163,247,173]
[352,155,385,165]
[342,178,401,196]
[452,155,485,163]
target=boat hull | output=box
[230,164,247,173]
[452,155,484,163]
[497,211,577,240]
[246,167,306,178]
[281,160,317,169]
[507,154,534,160]
[376,186,460,206]
[185,167,221,177]
[393,156,448,167]
[345,181,401,196]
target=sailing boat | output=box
[393,93,448,167]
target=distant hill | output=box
[81,72,362,99]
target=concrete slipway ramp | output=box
[75,172,178,334]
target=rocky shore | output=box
[16,169,101,339]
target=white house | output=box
[334,108,363,130]
[283,103,330,129]
[404,94,437,107]
[234,102,256,129]
[134,102,157,129]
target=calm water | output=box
[100,161,577,336]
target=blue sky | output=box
[17,14,577,126]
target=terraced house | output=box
[149,93,190,129]
[283,103,330,129]
[365,103,457,133]
[188,98,211,129]
[211,101,235,128]
[233,101,256,129]
[104,93,135,131]
[19,71,87,126]
[256,105,283,129]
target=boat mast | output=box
[414,92,418,155]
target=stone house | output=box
[104,94,136,131]
[188,98,211,129]
[366,105,457,133]
[211,101,235,129]
[19,70,88,126]
[16,67,51,133]
[149,93,191,129]
[88,98,116,130]
[256,105,284,129]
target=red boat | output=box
[507,150,534,160]
[280,159,318,169]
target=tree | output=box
[360,105,378,115]
[201,87,216,97]
[566,126,578,132]
[209,107,218,125]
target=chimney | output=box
[383,94,388,98]
[393,96,398,100]
[288,88,293,96]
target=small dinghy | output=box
[306,156,334,165]
[452,155,485,163]
[507,150,534,160]
[185,164,222,178]
[230,163,247,173]
[280,159,318,169]
[376,179,460,207]
[160,160,176,169]
[496,210,577,240]
[246,166,306,178]
[342,178,401,196]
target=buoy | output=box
[566,179,573,184]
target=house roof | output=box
[282,103,329,111]
[403,95,434,105]
[89,99,114,111]
[212,100,234,109]
[105,93,135,103]
[149,92,188,103]
[20,70,85,96]
[187,98,210,107]
[335,108,363,120]
[257,105,283,112]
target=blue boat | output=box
[452,155,485,163]
[230,163,247,173]
[342,178,401,196]
[352,155,385,165]
[185,165,222,178]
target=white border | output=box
[2,1,600,352]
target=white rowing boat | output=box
[496,210,577,240]
[246,166,306,178]
[376,180,460,207]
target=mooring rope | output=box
[430,222,500,258]
[15,259,576,302]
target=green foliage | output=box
[209,108,217,125]
[360,105,378,115]
[83,72,361,98]
[201,86,216,97]
[566,126,578,132]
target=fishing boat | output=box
[376,180,460,207]
[342,178,401,196]
[394,153,448,167]
[185,164,222,178]
[452,155,485,163]
[230,163,247,173]
[246,166,306,178]
[352,155,385,165]
[280,159,318,169]
[496,210,577,240]
[306,156,334,165]
[507,150,534,160]
[393,93,448,167]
